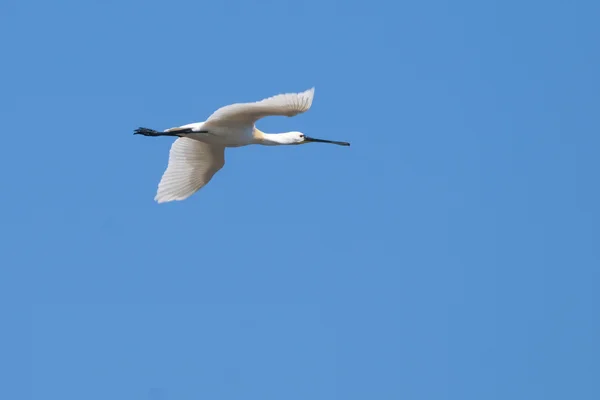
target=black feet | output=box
[134,127,165,136]
[134,126,210,137]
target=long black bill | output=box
[304,136,350,146]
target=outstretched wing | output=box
[205,87,315,126]
[155,137,225,203]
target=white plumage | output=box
[155,139,225,203]
[135,87,350,203]
[205,88,315,124]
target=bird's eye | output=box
[299,134,304,138]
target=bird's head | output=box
[282,131,350,146]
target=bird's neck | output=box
[253,128,290,146]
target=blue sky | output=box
[1,0,599,399]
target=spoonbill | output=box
[135,87,350,203]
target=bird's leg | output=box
[134,127,177,137]
[134,127,209,137]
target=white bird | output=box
[135,87,350,203]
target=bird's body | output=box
[167,122,257,147]
[135,87,350,203]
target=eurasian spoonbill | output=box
[135,87,350,203]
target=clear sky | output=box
[1,0,599,399]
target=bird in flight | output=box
[135,87,350,203]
